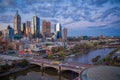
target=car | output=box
[76,66,79,68]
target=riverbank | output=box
[96,47,120,66]
[49,48,92,61]
[55,47,111,61]
[0,64,35,77]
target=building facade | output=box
[21,23,26,36]
[26,21,31,37]
[55,23,62,40]
[7,25,14,41]
[62,28,67,41]
[42,20,51,34]
[14,10,21,35]
[32,16,40,38]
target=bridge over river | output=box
[27,58,93,75]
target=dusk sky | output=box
[0,0,120,36]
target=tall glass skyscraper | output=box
[55,23,62,39]
[32,16,40,38]
[7,25,14,41]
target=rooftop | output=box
[81,66,120,80]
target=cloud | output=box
[0,0,120,36]
[0,15,13,23]
[95,7,120,21]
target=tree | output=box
[0,66,3,73]
[47,54,54,59]
[71,45,81,53]
[104,56,111,65]
[51,47,58,53]
[19,59,28,67]
[51,46,66,53]
[59,52,66,58]
[91,55,101,63]
[58,46,66,52]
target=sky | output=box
[0,0,120,37]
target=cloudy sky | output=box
[0,0,120,36]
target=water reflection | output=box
[64,48,114,64]
[1,66,77,80]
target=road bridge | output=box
[28,58,93,74]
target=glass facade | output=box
[32,16,40,38]
[55,23,62,39]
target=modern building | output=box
[42,20,51,34]
[14,10,21,35]
[46,21,51,34]
[0,31,2,38]
[7,25,14,41]
[99,35,104,39]
[54,23,62,40]
[83,36,89,40]
[32,16,40,38]
[2,29,8,38]
[21,23,26,36]
[26,21,31,38]
[42,20,47,33]
[62,28,67,41]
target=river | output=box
[1,48,114,80]
[64,48,115,64]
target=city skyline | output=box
[0,0,120,36]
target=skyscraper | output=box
[26,21,31,37]
[42,20,47,33]
[62,28,67,41]
[14,10,21,35]
[55,23,62,40]
[42,20,51,34]
[21,23,26,36]
[32,16,40,38]
[7,25,14,41]
[47,21,51,34]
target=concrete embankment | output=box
[0,65,35,77]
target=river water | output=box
[64,48,114,64]
[1,48,114,80]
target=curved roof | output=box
[81,66,120,80]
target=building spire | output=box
[16,10,18,15]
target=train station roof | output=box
[81,66,120,80]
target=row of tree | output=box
[0,59,28,74]
[92,47,120,66]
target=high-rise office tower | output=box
[7,25,14,41]
[62,28,67,41]
[26,21,31,37]
[42,20,51,34]
[42,20,47,33]
[14,10,21,35]
[32,16,40,38]
[55,23,62,39]
[21,23,26,36]
[47,21,51,34]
